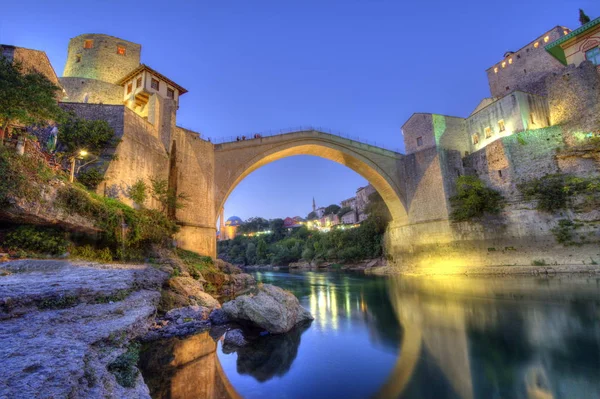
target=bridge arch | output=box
[213,131,408,224]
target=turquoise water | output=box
[140,271,600,399]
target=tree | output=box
[256,238,268,263]
[149,177,189,216]
[269,218,286,240]
[324,204,341,215]
[449,176,504,221]
[365,192,391,232]
[307,211,317,220]
[338,206,352,217]
[579,9,591,25]
[245,242,257,265]
[127,178,148,208]
[58,111,116,159]
[0,57,62,141]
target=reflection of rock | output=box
[233,321,311,382]
[139,331,241,399]
[224,329,247,348]
[223,284,313,333]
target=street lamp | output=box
[69,150,88,183]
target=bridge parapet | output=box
[213,129,403,158]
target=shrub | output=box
[176,248,218,279]
[519,174,600,213]
[551,219,585,246]
[0,146,51,205]
[70,245,113,262]
[126,178,147,207]
[77,168,104,190]
[5,226,69,255]
[450,176,504,221]
[531,259,546,266]
[107,343,140,388]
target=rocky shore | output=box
[0,259,313,399]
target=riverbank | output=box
[367,263,600,276]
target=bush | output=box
[77,168,104,190]
[519,174,600,213]
[176,248,218,279]
[70,245,113,262]
[450,176,504,222]
[5,226,69,255]
[531,259,546,266]
[551,219,585,246]
[107,343,140,388]
[0,146,51,205]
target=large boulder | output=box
[159,277,220,312]
[222,284,313,334]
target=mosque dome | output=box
[225,216,243,227]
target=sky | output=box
[1,0,597,220]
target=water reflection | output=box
[140,272,600,399]
[380,275,600,399]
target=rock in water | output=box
[222,284,313,334]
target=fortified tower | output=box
[63,33,141,83]
[60,34,141,104]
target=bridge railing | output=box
[207,126,403,154]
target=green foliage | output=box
[176,248,218,279]
[324,204,341,215]
[516,135,527,146]
[579,9,591,25]
[269,218,286,240]
[127,178,148,207]
[551,219,585,246]
[149,177,189,215]
[0,56,62,132]
[57,111,116,158]
[519,174,600,213]
[245,242,257,265]
[237,217,270,234]
[5,226,69,255]
[77,168,104,190]
[0,146,52,205]
[531,259,546,266]
[256,238,268,263]
[70,245,113,262]
[307,211,317,220]
[38,295,78,310]
[107,343,141,388]
[338,206,352,217]
[56,185,178,255]
[364,192,392,232]
[450,176,504,222]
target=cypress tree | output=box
[579,9,591,25]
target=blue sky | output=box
[1,0,597,220]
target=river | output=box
[139,270,600,399]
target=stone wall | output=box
[1,46,61,99]
[546,61,600,144]
[402,114,468,155]
[59,77,122,105]
[63,34,141,85]
[486,26,567,97]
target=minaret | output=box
[312,197,316,212]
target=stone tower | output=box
[63,33,141,84]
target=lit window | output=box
[544,35,550,43]
[508,58,513,64]
[498,120,505,132]
[416,136,423,147]
[534,42,539,48]
[502,61,506,68]
[167,88,175,99]
[83,39,93,49]
[563,30,569,35]
[484,127,492,138]
[136,76,142,88]
[585,47,600,66]
[151,78,159,90]
[494,67,498,73]
[472,134,479,145]
[75,54,81,63]
[127,83,133,94]
[117,46,126,55]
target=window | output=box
[544,35,550,43]
[506,86,510,91]
[151,78,159,90]
[508,58,513,64]
[117,46,126,55]
[502,61,506,68]
[530,113,535,124]
[585,47,600,66]
[494,67,498,73]
[498,170,503,177]
[75,54,81,63]
[83,39,93,49]
[472,134,479,145]
[167,88,175,99]
[416,136,423,147]
[136,76,142,88]
[484,127,492,139]
[127,83,132,94]
[534,41,539,48]
[498,120,505,132]
[564,30,569,35]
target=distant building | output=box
[545,17,600,68]
[314,207,326,218]
[221,216,242,240]
[283,217,303,229]
[341,196,356,210]
[341,211,357,225]
[355,184,376,221]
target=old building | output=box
[545,17,600,68]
